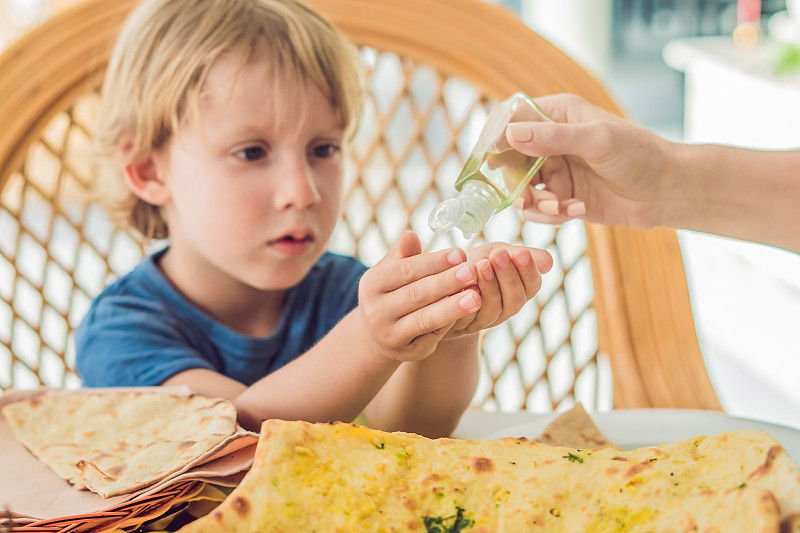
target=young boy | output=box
[76,0,552,438]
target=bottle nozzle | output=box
[428,182,500,239]
[428,198,466,235]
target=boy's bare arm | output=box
[231,310,404,432]
[161,341,396,433]
[162,369,247,402]
[162,330,472,437]
[362,333,480,438]
[164,310,404,432]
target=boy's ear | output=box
[122,155,171,206]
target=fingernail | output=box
[459,292,479,311]
[493,250,510,268]
[566,201,586,217]
[539,200,560,215]
[507,123,532,142]
[479,259,494,281]
[513,251,531,267]
[456,264,474,283]
[447,249,463,265]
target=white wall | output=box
[520,0,614,77]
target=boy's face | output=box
[149,52,345,292]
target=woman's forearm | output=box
[666,143,800,252]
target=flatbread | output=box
[1,390,238,498]
[177,419,800,532]
[533,403,620,449]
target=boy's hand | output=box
[357,231,482,362]
[446,243,553,338]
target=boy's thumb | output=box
[395,230,422,259]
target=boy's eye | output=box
[234,146,267,161]
[311,143,340,158]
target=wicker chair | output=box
[0,0,720,412]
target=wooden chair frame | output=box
[0,0,720,410]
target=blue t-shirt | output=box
[75,249,367,387]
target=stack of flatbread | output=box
[2,390,240,497]
[177,411,800,532]
[0,388,258,524]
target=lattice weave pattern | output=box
[0,47,611,412]
[1,90,150,391]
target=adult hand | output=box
[506,93,679,230]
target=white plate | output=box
[457,409,800,463]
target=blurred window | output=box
[613,0,785,58]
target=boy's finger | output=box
[490,248,526,312]
[396,289,481,337]
[394,230,423,259]
[375,246,468,293]
[388,261,479,316]
[513,250,544,300]
[472,258,501,324]
[531,248,554,274]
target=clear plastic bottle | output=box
[428,92,554,239]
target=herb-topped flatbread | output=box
[1,390,238,498]
[177,419,800,532]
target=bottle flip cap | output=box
[428,181,500,239]
[428,198,465,234]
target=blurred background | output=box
[2,0,799,428]
[513,0,800,431]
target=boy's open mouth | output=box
[270,233,314,245]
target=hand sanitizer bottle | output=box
[428,92,553,239]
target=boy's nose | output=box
[274,160,321,210]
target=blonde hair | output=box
[95,0,364,240]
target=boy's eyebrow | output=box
[219,123,273,138]
[212,123,345,142]
[313,127,347,138]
